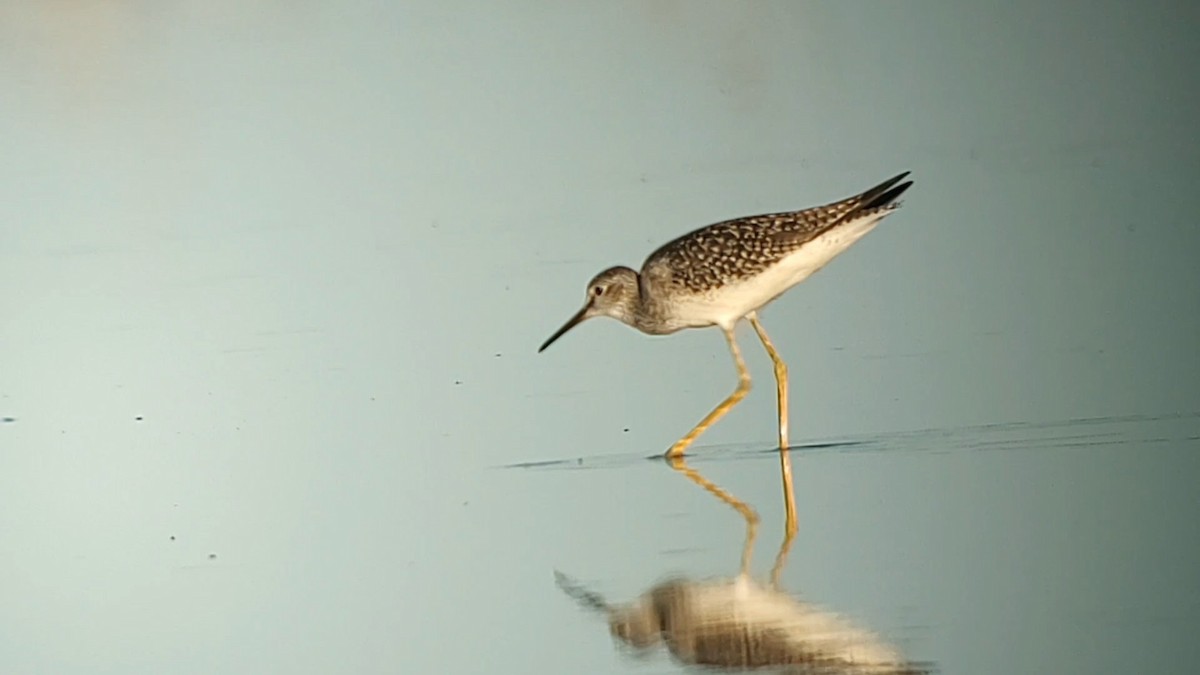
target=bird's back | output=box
[634,173,913,330]
[641,172,912,296]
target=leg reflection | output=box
[666,455,760,576]
[770,446,799,589]
[665,453,797,585]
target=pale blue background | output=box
[2,3,1198,674]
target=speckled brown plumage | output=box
[642,171,912,294]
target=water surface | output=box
[2,3,1199,674]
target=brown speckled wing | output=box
[641,172,912,293]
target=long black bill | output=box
[538,304,590,353]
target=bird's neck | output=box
[626,279,675,336]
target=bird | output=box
[537,171,913,458]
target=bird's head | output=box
[538,266,640,352]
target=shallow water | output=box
[3,3,1199,674]
[521,413,1200,674]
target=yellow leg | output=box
[665,326,750,458]
[748,313,798,540]
[747,313,789,450]
[666,455,760,576]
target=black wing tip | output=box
[866,180,913,210]
[855,169,913,209]
[864,170,912,197]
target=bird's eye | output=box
[593,285,605,296]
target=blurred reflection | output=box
[555,451,931,674]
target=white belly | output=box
[668,214,886,329]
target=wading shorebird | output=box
[538,172,913,458]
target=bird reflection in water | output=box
[555,450,931,674]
